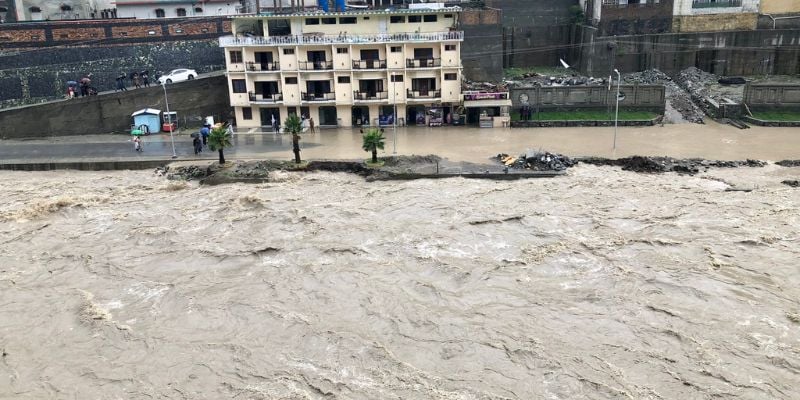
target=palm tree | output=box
[208,125,232,164]
[284,114,303,163]
[361,128,385,164]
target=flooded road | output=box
[1,165,799,399]
[2,120,800,163]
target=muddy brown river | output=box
[1,165,798,399]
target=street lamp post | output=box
[162,82,178,158]
[392,73,397,155]
[613,68,621,150]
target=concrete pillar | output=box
[338,105,353,127]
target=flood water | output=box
[1,164,799,399]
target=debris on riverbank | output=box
[782,180,800,187]
[578,156,766,174]
[495,151,575,171]
[776,160,800,167]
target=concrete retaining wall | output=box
[576,27,800,77]
[511,118,660,127]
[743,116,800,126]
[0,75,231,139]
[743,83,800,110]
[510,84,666,112]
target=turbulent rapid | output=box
[0,164,798,399]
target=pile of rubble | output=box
[624,69,705,124]
[495,151,576,171]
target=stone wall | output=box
[672,13,759,32]
[575,26,800,76]
[0,39,225,107]
[596,0,674,36]
[0,75,231,139]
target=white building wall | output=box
[673,0,760,15]
[116,2,240,19]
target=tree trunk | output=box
[218,149,225,165]
[372,149,378,163]
[292,134,301,163]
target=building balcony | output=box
[353,91,388,102]
[406,58,441,68]
[299,60,333,71]
[692,0,742,8]
[352,59,387,70]
[301,92,336,102]
[219,31,464,47]
[407,89,441,100]
[248,92,283,103]
[246,61,280,71]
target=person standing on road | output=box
[80,74,92,97]
[132,72,141,89]
[200,124,210,146]
[271,114,277,133]
[133,136,142,152]
[309,117,316,134]
[193,135,203,155]
[116,73,128,92]
[142,70,150,87]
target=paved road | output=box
[1,121,799,164]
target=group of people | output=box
[65,74,95,98]
[116,70,153,92]
[269,114,316,134]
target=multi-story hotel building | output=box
[219,5,463,128]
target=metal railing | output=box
[463,91,509,101]
[692,0,742,8]
[246,61,280,71]
[406,58,441,68]
[248,92,283,102]
[301,92,335,101]
[407,89,441,99]
[219,31,464,47]
[352,59,387,70]
[299,60,333,70]
[353,91,388,101]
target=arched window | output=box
[176,8,186,17]
[194,7,203,14]
[155,8,165,18]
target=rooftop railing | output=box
[219,31,463,47]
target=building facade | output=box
[672,0,760,31]
[219,6,463,128]
[115,0,243,19]
[5,0,114,21]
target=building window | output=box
[408,15,421,23]
[285,77,298,84]
[444,14,453,18]
[232,79,247,93]
[60,5,72,11]
[195,7,203,13]
[363,17,370,20]
[390,75,404,82]
[339,17,357,24]
[306,18,319,25]
[322,17,336,24]
[445,44,456,51]
[242,107,253,120]
[390,46,401,53]
[337,47,348,54]
[155,9,165,18]
[29,6,41,12]
[338,76,350,84]
[229,50,243,63]
[283,48,295,55]
[444,73,458,81]
[423,15,437,22]
[176,8,186,16]
[390,16,405,23]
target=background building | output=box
[5,0,114,21]
[115,0,243,19]
[220,6,464,128]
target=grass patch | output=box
[365,159,385,168]
[511,110,658,121]
[751,111,800,121]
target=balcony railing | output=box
[248,92,283,103]
[406,58,441,68]
[299,60,333,70]
[407,89,441,99]
[246,61,279,71]
[352,59,387,70]
[219,31,464,47]
[463,92,509,101]
[301,92,335,102]
[692,0,742,8]
[353,91,388,101]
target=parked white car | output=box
[157,68,197,84]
